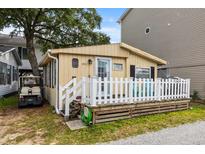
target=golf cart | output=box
[18,74,43,107]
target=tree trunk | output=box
[26,36,39,76]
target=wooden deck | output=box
[84,99,190,124]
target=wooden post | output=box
[90,77,97,106]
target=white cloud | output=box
[97,26,121,43]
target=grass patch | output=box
[22,103,205,144]
[0,95,18,109]
[1,96,205,144]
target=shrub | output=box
[191,90,201,100]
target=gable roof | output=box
[0,45,22,66]
[39,43,166,66]
[117,8,133,23]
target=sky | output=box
[96,8,126,43]
[1,8,126,43]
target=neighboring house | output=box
[0,33,43,74]
[118,8,205,98]
[0,45,22,97]
[39,43,171,118]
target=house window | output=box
[113,63,123,71]
[13,66,18,81]
[135,67,150,79]
[53,61,56,88]
[145,27,150,34]
[7,65,11,84]
[0,62,7,85]
[72,58,79,68]
[18,47,28,60]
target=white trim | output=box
[95,57,112,77]
[1,48,16,55]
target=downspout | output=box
[47,50,60,114]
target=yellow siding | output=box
[59,50,158,86]
[52,44,129,58]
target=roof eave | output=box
[117,8,133,23]
[120,42,167,65]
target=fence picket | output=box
[109,77,113,104]
[129,78,133,103]
[134,79,137,102]
[120,78,123,102]
[98,77,102,104]
[115,78,118,103]
[104,77,108,104]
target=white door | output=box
[96,57,112,96]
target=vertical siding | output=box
[58,49,158,86]
[121,8,205,98]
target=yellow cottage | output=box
[39,42,168,119]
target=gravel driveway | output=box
[103,121,205,145]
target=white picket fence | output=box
[60,77,190,117]
[83,77,190,106]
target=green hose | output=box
[81,107,93,125]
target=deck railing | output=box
[60,77,190,117]
[83,77,190,106]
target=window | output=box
[13,66,18,81]
[135,68,150,79]
[52,61,56,88]
[72,58,79,68]
[7,65,11,84]
[18,47,28,60]
[0,62,7,85]
[145,27,150,34]
[113,63,123,71]
[22,48,28,59]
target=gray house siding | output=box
[121,8,205,98]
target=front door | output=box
[96,57,112,96]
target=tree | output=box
[0,9,110,75]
